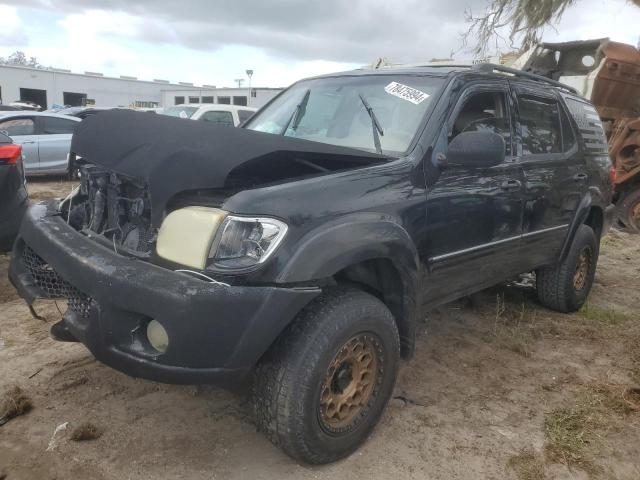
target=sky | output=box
[0,0,638,89]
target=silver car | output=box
[0,112,81,176]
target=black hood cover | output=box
[71,109,386,225]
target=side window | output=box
[200,111,234,126]
[559,103,576,152]
[0,118,35,136]
[449,91,512,156]
[41,117,77,135]
[517,96,562,155]
[237,109,254,123]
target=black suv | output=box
[9,64,614,464]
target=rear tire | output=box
[536,224,598,312]
[253,288,400,464]
[617,188,640,233]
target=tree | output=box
[465,0,640,57]
[0,51,42,68]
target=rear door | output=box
[36,115,79,174]
[511,85,586,267]
[423,81,526,305]
[0,116,38,173]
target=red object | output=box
[0,144,22,165]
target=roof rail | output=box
[471,63,578,94]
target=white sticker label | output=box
[384,82,429,105]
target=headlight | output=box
[156,207,287,271]
[156,207,226,269]
[209,215,288,271]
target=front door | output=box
[0,116,38,173]
[511,85,588,268]
[422,82,525,307]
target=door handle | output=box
[573,173,588,182]
[21,140,35,144]
[500,179,522,191]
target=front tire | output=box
[536,224,599,312]
[253,288,400,464]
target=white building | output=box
[0,64,282,110]
[160,87,282,109]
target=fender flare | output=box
[559,189,604,262]
[277,213,420,355]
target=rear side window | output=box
[237,109,254,123]
[0,118,35,136]
[41,116,77,135]
[562,96,608,155]
[518,96,562,155]
[559,104,576,152]
[200,111,234,126]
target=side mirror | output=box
[445,131,505,168]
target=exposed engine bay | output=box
[65,164,157,257]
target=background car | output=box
[9,101,42,111]
[0,131,28,251]
[161,104,256,126]
[0,111,81,176]
[57,106,117,119]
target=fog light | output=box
[146,320,169,353]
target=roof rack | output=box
[471,63,578,94]
[417,62,578,94]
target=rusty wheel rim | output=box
[573,246,591,291]
[318,334,381,434]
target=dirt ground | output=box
[1,178,639,480]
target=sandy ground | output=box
[1,179,639,480]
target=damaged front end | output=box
[10,200,320,385]
[9,110,394,383]
[63,164,156,257]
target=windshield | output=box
[245,74,444,155]
[162,106,199,119]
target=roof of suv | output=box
[304,63,578,95]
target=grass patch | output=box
[579,303,626,326]
[492,293,539,357]
[70,422,102,441]
[543,383,634,476]
[626,334,640,386]
[506,449,546,480]
[0,385,33,426]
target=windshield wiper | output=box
[358,93,384,154]
[281,89,311,135]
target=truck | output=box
[10,64,614,463]
[513,38,640,232]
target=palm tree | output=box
[465,0,640,56]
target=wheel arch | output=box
[560,190,605,262]
[276,215,420,358]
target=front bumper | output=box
[10,203,320,385]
